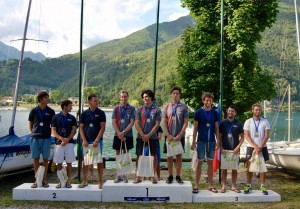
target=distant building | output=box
[2,96,14,104]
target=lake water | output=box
[0,109,194,169]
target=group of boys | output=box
[28,88,270,195]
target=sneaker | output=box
[123,176,128,183]
[261,186,268,195]
[244,185,252,194]
[55,183,61,189]
[166,175,173,184]
[65,182,72,188]
[176,176,184,184]
[114,176,122,183]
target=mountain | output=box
[0,0,299,105]
[0,41,47,62]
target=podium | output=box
[102,180,193,202]
[13,183,102,202]
[193,190,281,202]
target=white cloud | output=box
[0,0,189,58]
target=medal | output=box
[172,116,176,121]
[255,133,259,137]
[89,123,94,127]
[61,128,66,133]
[227,133,232,138]
[121,119,125,123]
[206,123,210,127]
[39,122,44,126]
[147,118,150,122]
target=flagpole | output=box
[153,0,160,96]
[219,0,224,184]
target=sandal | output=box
[133,177,142,184]
[78,182,88,188]
[208,187,218,193]
[31,182,38,188]
[56,183,62,189]
[65,182,72,188]
[192,188,199,194]
[42,181,49,188]
[151,177,157,184]
[231,188,241,193]
[220,188,226,193]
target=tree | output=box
[50,90,64,104]
[178,0,279,120]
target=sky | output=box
[0,0,189,58]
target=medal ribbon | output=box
[171,102,180,116]
[120,104,128,119]
[252,117,261,134]
[38,106,45,122]
[202,107,211,127]
[88,109,95,123]
[60,112,67,129]
[227,119,234,134]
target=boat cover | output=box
[0,134,31,154]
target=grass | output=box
[0,167,299,209]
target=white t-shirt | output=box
[243,117,270,147]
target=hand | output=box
[93,140,99,147]
[221,148,226,154]
[82,140,88,147]
[233,147,240,154]
[117,131,124,139]
[120,136,126,141]
[167,134,173,141]
[142,134,149,142]
[191,141,196,150]
[173,136,180,141]
[215,143,219,150]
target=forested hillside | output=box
[0,0,299,105]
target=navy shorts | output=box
[246,146,269,162]
[136,138,158,156]
[112,136,134,150]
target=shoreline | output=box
[0,105,113,112]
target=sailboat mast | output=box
[288,84,291,143]
[9,0,32,135]
[295,0,300,94]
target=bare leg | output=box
[97,163,103,188]
[246,161,253,184]
[194,160,203,189]
[82,162,88,184]
[156,163,160,179]
[221,169,227,190]
[176,154,182,176]
[232,169,238,189]
[42,158,49,182]
[207,159,214,188]
[167,156,173,176]
[260,172,266,185]
[33,158,40,182]
[66,163,72,183]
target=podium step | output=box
[193,190,281,202]
[102,180,193,202]
[13,183,102,202]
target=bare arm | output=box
[233,132,245,154]
[215,121,220,149]
[191,120,198,150]
[135,119,144,137]
[259,129,269,148]
[162,117,173,140]
[80,123,88,147]
[175,117,189,141]
[29,121,33,132]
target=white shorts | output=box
[53,143,76,164]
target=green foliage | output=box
[178,0,279,121]
[50,89,64,104]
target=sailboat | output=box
[0,0,54,175]
[267,85,300,173]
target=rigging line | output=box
[10,38,48,43]
[270,86,289,136]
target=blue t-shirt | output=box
[194,107,219,142]
[51,112,77,144]
[28,105,55,139]
[80,108,106,142]
[219,118,243,150]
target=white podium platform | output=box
[193,190,281,202]
[13,183,102,202]
[102,180,193,202]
